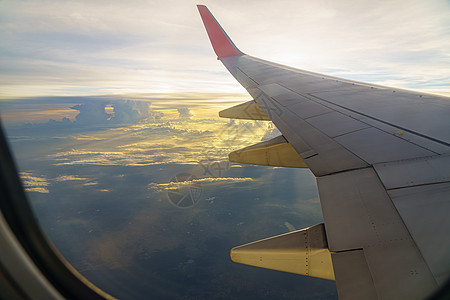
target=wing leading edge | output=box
[197,5,450,300]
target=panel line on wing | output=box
[272,81,447,151]
[233,67,258,88]
[385,180,450,191]
[306,93,450,148]
[230,55,449,155]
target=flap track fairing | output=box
[229,135,308,168]
[219,100,270,121]
[230,223,335,280]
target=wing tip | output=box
[197,5,244,58]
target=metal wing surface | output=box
[198,5,450,300]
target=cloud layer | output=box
[1,0,449,97]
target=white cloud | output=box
[72,135,105,141]
[20,172,101,193]
[54,175,89,181]
[49,149,160,166]
[19,172,50,193]
[148,177,255,192]
[49,147,204,167]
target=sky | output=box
[0,0,450,99]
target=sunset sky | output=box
[1,0,449,98]
[1,2,449,298]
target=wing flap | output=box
[318,167,438,298]
[388,182,450,285]
[230,223,335,280]
[331,250,378,300]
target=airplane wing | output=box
[197,5,450,300]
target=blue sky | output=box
[1,0,449,98]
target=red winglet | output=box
[197,5,244,58]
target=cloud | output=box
[70,99,164,125]
[20,172,100,193]
[54,174,98,186]
[19,172,50,193]
[72,135,105,141]
[189,177,255,184]
[71,102,111,124]
[261,125,281,141]
[49,149,150,166]
[111,100,163,123]
[148,177,255,193]
[54,175,89,181]
[5,97,277,175]
[177,107,192,119]
[5,98,165,128]
[44,113,254,167]
[49,148,199,167]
